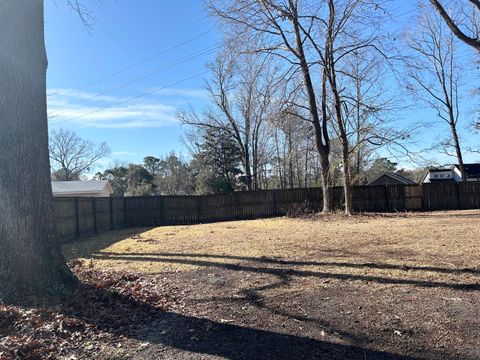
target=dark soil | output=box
[2,211,480,359]
[1,262,479,360]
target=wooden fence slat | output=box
[74,198,80,238]
[55,182,480,243]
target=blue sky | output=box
[45,0,479,172]
[45,0,218,168]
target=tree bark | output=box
[429,0,480,51]
[0,0,76,303]
[290,2,332,211]
[450,119,466,181]
[341,144,353,215]
[243,150,253,190]
[326,0,352,215]
[319,154,331,212]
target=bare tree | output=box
[179,52,277,190]
[429,0,480,51]
[341,45,412,186]
[406,6,467,180]
[49,128,110,181]
[303,0,394,214]
[209,0,333,211]
[269,108,319,188]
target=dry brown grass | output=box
[63,210,480,289]
[60,210,480,359]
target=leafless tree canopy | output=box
[429,0,480,51]
[49,128,110,181]
[202,0,415,213]
[406,5,467,180]
[64,0,104,29]
[178,52,279,190]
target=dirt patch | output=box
[2,210,479,359]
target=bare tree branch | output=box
[429,0,480,51]
[49,128,110,180]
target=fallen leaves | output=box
[0,263,186,360]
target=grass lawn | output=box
[57,210,480,359]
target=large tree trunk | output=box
[341,144,353,215]
[331,83,353,215]
[449,114,466,181]
[318,153,331,212]
[243,151,253,190]
[326,0,352,215]
[290,7,332,212]
[0,0,76,303]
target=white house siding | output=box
[52,189,112,198]
[423,170,455,183]
[51,181,113,197]
[423,165,480,183]
[453,167,463,181]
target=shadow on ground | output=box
[63,284,419,360]
[61,227,152,261]
[98,251,480,275]
[59,225,480,359]
[91,252,480,292]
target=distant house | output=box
[368,172,416,186]
[422,164,480,183]
[52,180,113,198]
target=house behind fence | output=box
[52,180,113,198]
[54,182,480,243]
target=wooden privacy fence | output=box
[54,182,480,242]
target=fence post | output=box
[272,190,278,216]
[92,198,98,234]
[74,198,80,238]
[109,197,114,230]
[123,196,127,227]
[384,185,390,211]
[160,196,166,225]
[455,182,461,210]
[421,184,426,211]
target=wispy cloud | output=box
[147,87,208,99]
[47,87,205,128]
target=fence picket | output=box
[54,182,480,243]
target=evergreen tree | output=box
[365,158,398,182]
[154,153,194,195]
[193,129,243,194]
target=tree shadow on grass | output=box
[61,227,153,261]
[97,251,480,276]
[74,250,479,359]
[62,284,420,360]
[90,252,480,292]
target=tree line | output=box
[174,0,478,215]
[48,1,480,216]
[50,127,424,197]
[49,2,480,208]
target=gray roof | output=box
[51,180,111,194]
[427,165,456,172]
[368,172,416,185]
